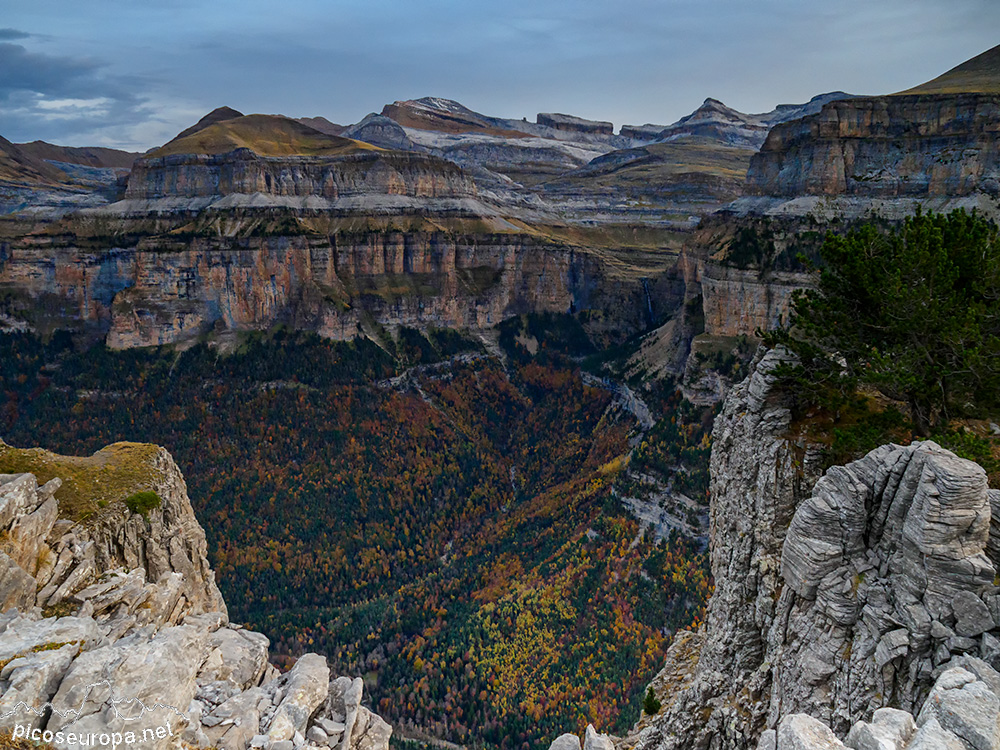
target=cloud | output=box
[0,40,162,148]
[1,0,998,149]
[0,42,114,102]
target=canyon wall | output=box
[0,231,658,348]
[125,150,477,202]
[672,92,1000,367]
[746,94,1000,198]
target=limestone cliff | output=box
[656,89,1000,394]
[0,441,391,750]
[123,150,477,204]
[746,94,1000,199]
[625,350,1000,750]
[0,230,658,349]
[0,439,224,618]
[536,113,614,136]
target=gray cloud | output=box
[0,42,108,101]
[0,0,998,149]
[0,28,30,40]
[0,41,156,148]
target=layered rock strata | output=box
[125,151,475,201]
[746,94,1000,199]
[0,446,391,750]
[0,232,661,348]
[627,349,1000,749]
[112,150,480,215]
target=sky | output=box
[1,0,997,151]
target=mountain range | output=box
[0,89,857,227]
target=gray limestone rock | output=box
[845,707,915,750]
[47,622,210,750]
[908,718,967,750]
[933,621,958,640]
[954,592,996,638]
[870,707,916,739]
[982,632,1000,669]
[348,707,391,750]
[916,666,1000,750]
[549,733,583,750]
[583,724,614,750]
[0,643,79,731]
[948,636,980,654]
[757,730,776,750]
[776,715,848,749]
[266,654,330,742]
[306,726,328,745]
[206,627,271,688]
[326,676,363,750]
[203,687,266,750]
[0,552,35,613]
[0,614,99,662]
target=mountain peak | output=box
[149,113,378,158]
[897,43,1000,95]
[173,106,245,141]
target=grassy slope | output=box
[555,137,753,187]
[0,439,164,522]
[148,114,385,158]
[897,43,1000,95]
[15,141,139,169]
[0,135,68,185]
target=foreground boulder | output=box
[756,657,1000,750]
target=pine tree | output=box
[643,686,661,715]
[767,209,1000,435]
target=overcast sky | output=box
[1,0,997,151]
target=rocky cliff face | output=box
[536,113,614,136]
[123,150,477,203]
[746,94,1000,200]
[0,442,391,750]
[626,350,1000,750]
[673,92,1000,370]
[0,230,653,348]
[695,262,805,337]
[0,440,224,618]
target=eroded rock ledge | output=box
[0,446,391,750]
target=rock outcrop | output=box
[121,149,477,207]
[759,657,1000,749]
[624,349,1000,750]
[0,444,391,750]
[618,93,854,147]
[746,94,1000,199]
[547,724,616,750]
[341,115,414,151]
[0,441,224,619]
[536,113,614,136]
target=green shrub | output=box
[124,490,162,519]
